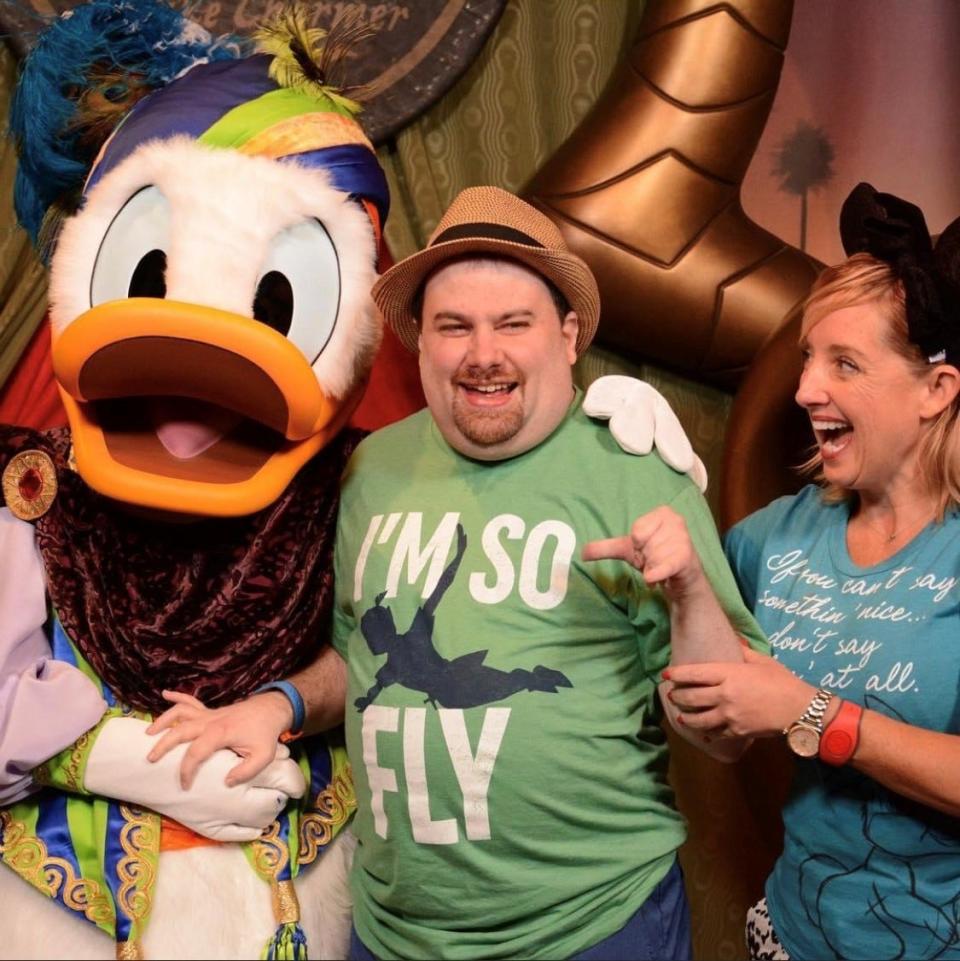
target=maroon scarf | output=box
[2,425,362,714]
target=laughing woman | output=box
[665,184,960,961]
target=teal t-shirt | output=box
[333,394,766,960]
[726,485,960,961]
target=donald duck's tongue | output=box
[149,398,241,460]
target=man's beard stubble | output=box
[450,364,524,447]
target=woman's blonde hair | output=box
[798,253,960,518]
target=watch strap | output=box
[255,679,305,735]
[784,688,833,736]
[819,699,863,766]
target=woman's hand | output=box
[664,647,819,738]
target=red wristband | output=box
[819,699,863,766]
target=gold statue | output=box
[526,0,819,389]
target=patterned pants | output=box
[746,897,791,960]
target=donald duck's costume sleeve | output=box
[0,508,106,804]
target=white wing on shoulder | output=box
[583,375,708,492]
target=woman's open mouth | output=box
[812,418,853,458]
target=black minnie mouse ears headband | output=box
[839,182,960,366]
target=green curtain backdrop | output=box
[378,0,645,260]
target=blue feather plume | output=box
[9,0,243,251]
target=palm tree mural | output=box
[774,121,835,251]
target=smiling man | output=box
[413,255,579,459]
[329,186,767,961]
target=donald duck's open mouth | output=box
[75,333,293,483]
[149,397,245,461]
[51,298,349,515]
[93,394,283,484]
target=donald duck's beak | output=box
[53,298,359,516]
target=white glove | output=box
[84,716,306,842]
[583,375,708,492]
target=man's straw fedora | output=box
[372,186,600,356]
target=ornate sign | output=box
[0,1,506,144]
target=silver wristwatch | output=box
[784,689,834,758]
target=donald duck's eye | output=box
[254,218,340,364]
[129,249,167,298]
[90,185,171,307]
[253,270,294,337]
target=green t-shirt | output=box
[333,394,765,960]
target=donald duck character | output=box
[0,2,390,957]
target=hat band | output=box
[431,223,545,248]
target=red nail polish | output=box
[662,669,672,681]
[677,715,685,725]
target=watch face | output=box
[787,723,820,758]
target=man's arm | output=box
[657,528,750,763]
[147,643,346,788]
[287,642,348,734]
[583,504,749,762]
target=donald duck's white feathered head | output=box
[12,1,389,516]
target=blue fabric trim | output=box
[51,618,79,668]
[102,802,132,942]
[304,737,334,799]
[276,810,294,883]
[34,791,85,914]
[281,145,390,225]
[52,618,116,708]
